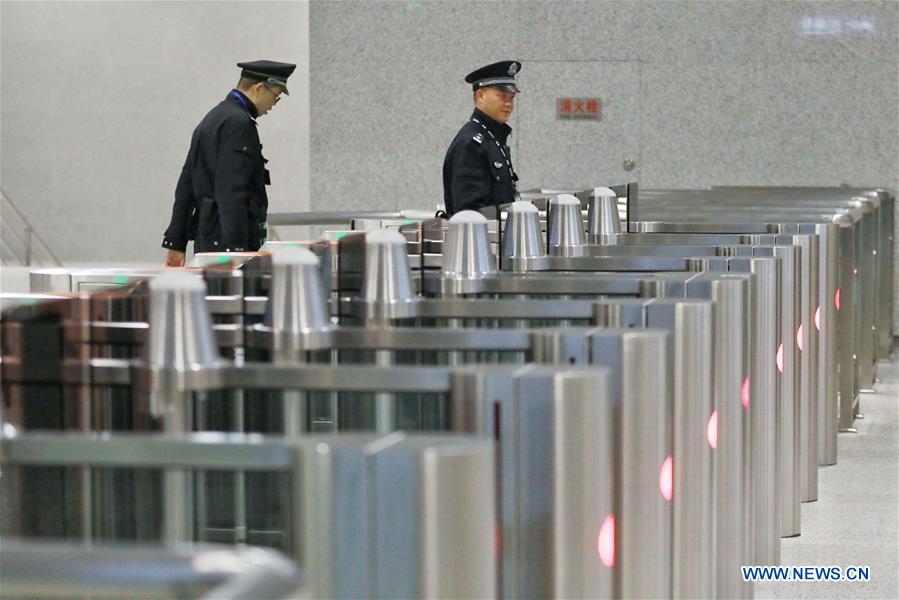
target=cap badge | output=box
[508,63,519,76]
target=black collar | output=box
[471,108,512,143]
[227,89,259,119]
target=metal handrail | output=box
[0,431,297,470]
[1,187,62,266]
[267,210,434,226]
[1,234,25,265]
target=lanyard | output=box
[471,116,520,271]
[470,116,520,193]
[229,90,252,113]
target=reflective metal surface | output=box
[631,186,894,434]
[591,329,672,600]
[267,246,331,337]
[587,187,621,243]
[5,183,893,600]
[441,210,496,278]
[765,244,802,538]
[301,434,496,598]
[546,194,586,256]
[0,539,305,599]
[651,300,715,599]
[451,366,614,598]
[358,229,418,322]
[501,200,545,260]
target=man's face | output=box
[250,83,284,116]
[476,86,516,124]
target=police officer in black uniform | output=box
[442,60,521,216]
[162,60,296,266]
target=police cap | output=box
[465,60,521,94]
[237,60,297,95]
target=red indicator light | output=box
[797,324,804,352]
[741,377,750,410]
[835,288,841,311]
[707,410,719,449]
[598,514,615,567]
[776,342,784,373]
[659,455,674,501]
[815,306,821,331]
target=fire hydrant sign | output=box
[557,97,601,120]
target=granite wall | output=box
[311,0,897,205]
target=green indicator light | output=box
[217,256,230,265]
[114,275,129,285]
[334,232,346,240]
[403,220,415,225]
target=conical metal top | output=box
[852,195,879,211]
[547,194,586,256]
[865,189,889,202]
[361,229,415,304]
[442,210,496,278]
[501,200,546,258]
[267,246,330,334]
[144,270,218,370]
[587,187,621,243]
[831,212,853,227]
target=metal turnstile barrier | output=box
[11,183,891,600]
[0,432,495,598]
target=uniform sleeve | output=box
[161,154,195,252]
[214,117,256,250]
[449,140,492,214]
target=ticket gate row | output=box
[3,270,764,595]
[15,214,798,552]
[3,287,674,597]
[518,185,893,434]
[1,430,497,598]
[24,233,778,562]
[11,297,741,599]
[632,188,893,393]
[394,205,810,539]
[7,241,764,596]
[383,194,886,550]
[8,184,892,599]
[452,187,888,468]
[648,185,894,363]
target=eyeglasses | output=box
[263,85,282,104]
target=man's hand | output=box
[165,250,186,267]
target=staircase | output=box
[1,188,61,266]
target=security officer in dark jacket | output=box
[442,61,521,216]
[162,60,296,266]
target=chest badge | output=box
[472,133,484,144]
[494,161,503,169]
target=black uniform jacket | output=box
[162,90,269,253]
[442,108,517,215]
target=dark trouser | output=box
[194,232,262,254]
